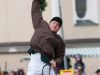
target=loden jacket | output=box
[30,0,65,66]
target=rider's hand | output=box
[50,59,56,68]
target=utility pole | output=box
[51,0,67,69]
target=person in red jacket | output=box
[27,0,65,75]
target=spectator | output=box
[95,69,100,75]
[17,68,25,75]
[74,54,85,75]
[9,71,16,75]
[75,69,82,75]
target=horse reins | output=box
[42,63,57,75]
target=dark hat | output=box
[50,17,62,27]
[95,69,100,73]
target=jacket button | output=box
[53,53,55,58]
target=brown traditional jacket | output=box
[30,0,65,66]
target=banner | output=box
[60,70,74,75]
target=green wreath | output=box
[39,0,48,12]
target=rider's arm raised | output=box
[31,0,43,29]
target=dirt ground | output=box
[0,53,100,75]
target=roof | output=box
[66,47,100,58]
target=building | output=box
[0,0,100,75]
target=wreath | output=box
[39,0,48,12]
